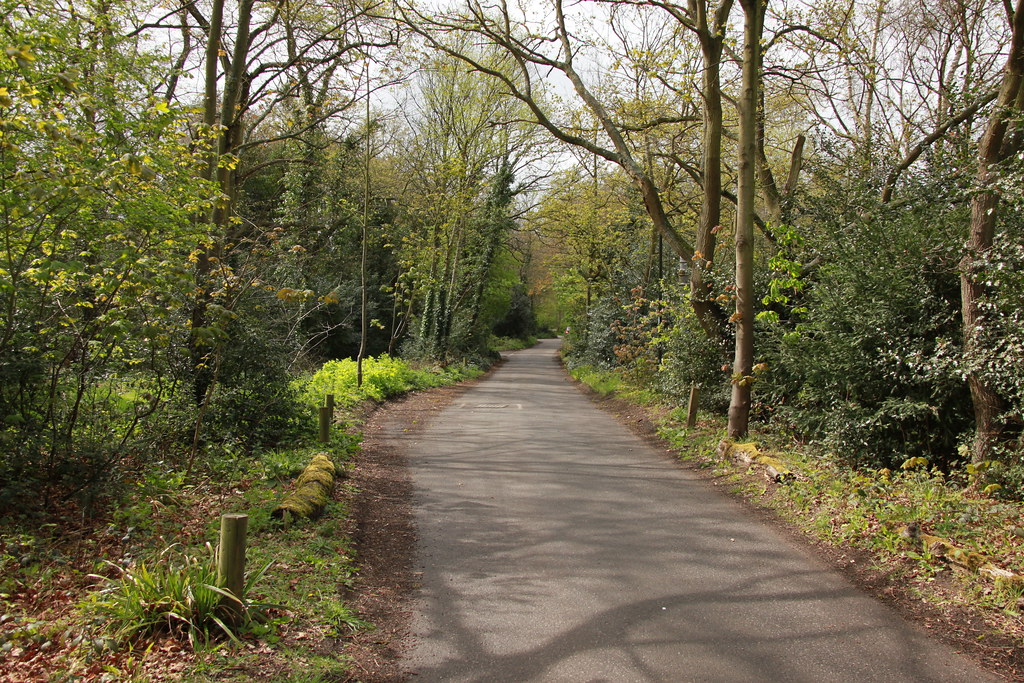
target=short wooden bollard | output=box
[318,405,331,443]
[686,385,700,428]
[218,513,248,622]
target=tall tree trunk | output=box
[211,0,254,237]
[961,0,1024,462]
[691,0,732,346]
[190,0,225,405]
[358,78,371,386]
[729,0,764,439]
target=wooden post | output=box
[217,513,248,622]
[325,393,335,416]
[687,385,700,428]
[319,405,331,442]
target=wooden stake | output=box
[687,385,700,428]
[319,405,331,443]
[325,393,335,416]
[217,513,248,622]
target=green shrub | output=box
[82,544,272,648]
[297,355,481,412]
[569,365,622,395]
[757,190,970,469]
[563,297,623,370]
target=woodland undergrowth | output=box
[0,357,482,682]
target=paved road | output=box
[402,339,998,682]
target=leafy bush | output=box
[758,194,970,469]
[563,297,623,370]
[297,355,480,411]
[207,361,305,449]
[653,287,731,411]
[966,231,1024,484]
[82,544,272,647]
[0,8,216,508]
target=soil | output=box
[342,364,1024,682]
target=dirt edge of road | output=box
[342,366,499,682]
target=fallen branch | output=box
[717,439,795,483]
[899,522,1023,593]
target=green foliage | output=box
[756,224,809,325]
[258,448,318,483]
[607,282,730,409]
[489,281,537,341]
[964,228,1024,482]
[568,365,622,396]
[199,318,306,449]
[489,335,537,351]
[757,186,970,469]
[0,1,216,503]
[317,593,374,636]
[563,296,625,369]
[394,50,537,360]
[662,414,1024,617]
[297,355,480,412]
[82,544,272,648]
[769,454,1023,576]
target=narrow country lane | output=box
[399,339,997,682]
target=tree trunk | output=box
[691,2,731,346]
[189,0,253,405]
[961,0,1024,462]
[729,0,764,439]
[358,80,371,386]
[189,0,225,405]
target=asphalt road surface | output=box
[402,339,998,682]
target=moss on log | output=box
[900,522,1020,583]
[271,453,337,522]
[717,439,794,483]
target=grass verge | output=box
[570,364,1024,672]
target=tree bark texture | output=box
[728,0,764,439]
[961,0,1024,462]
[690,0,733,346]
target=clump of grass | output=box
[82,543,272,648]
[317,591,374,637]
[489,335,537,351]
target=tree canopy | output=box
[3,0,1024,509]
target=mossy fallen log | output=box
[717,439,794,483]
[271,453,337,522]
[900,522,1020,584]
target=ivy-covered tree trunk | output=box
[961,0,1024,462]
[466,163,515,335]
[188,0,254,406]
[189,0,225,405]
